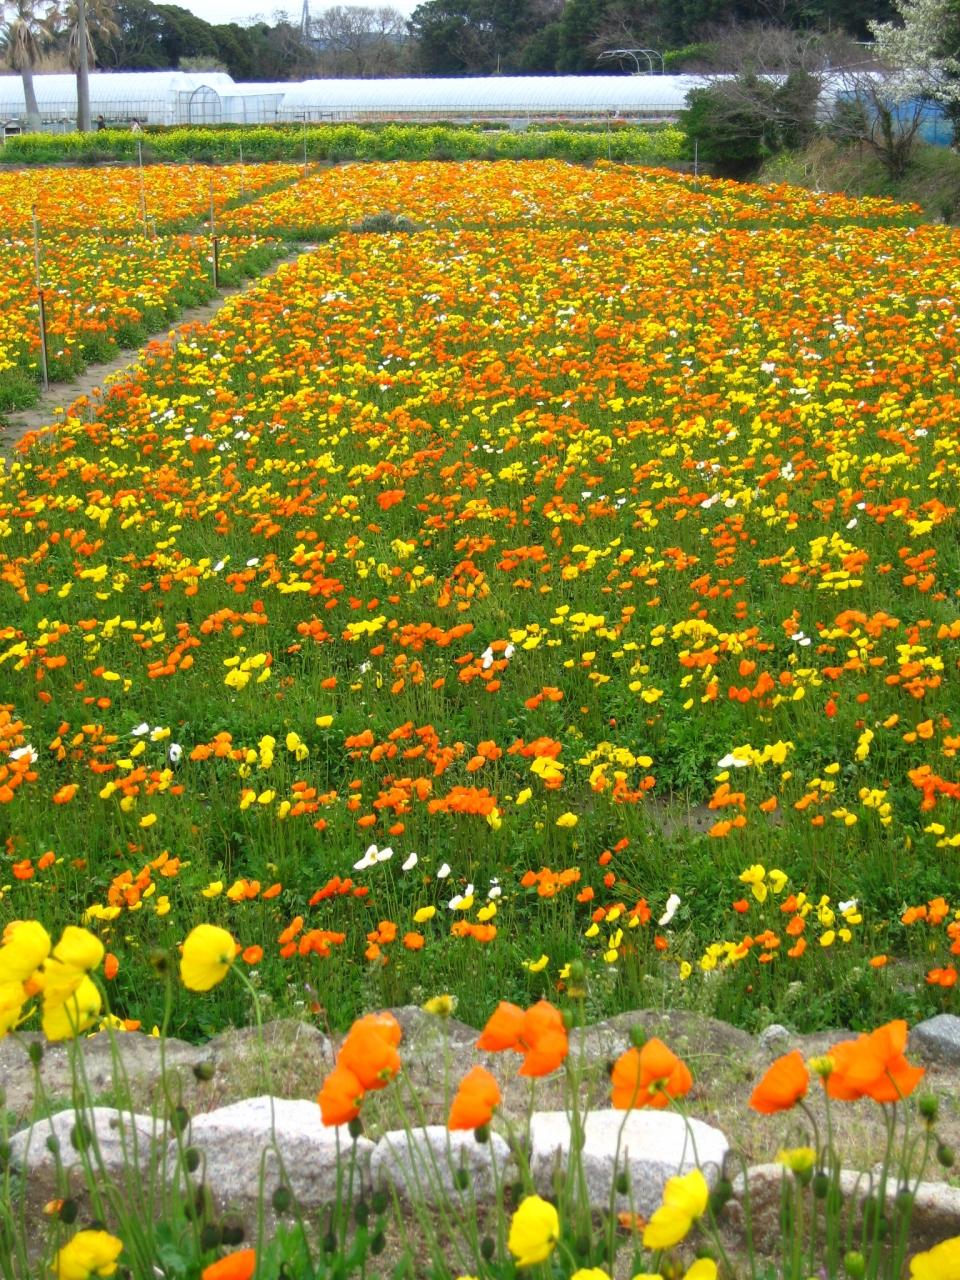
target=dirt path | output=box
[0,243,314,455]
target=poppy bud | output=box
[192,1184,210,1220]
[348,1117,364,1140]
[371,1190,388,1214]
[321,1233,337,1254]
[709,1178,733,1213]
[473,1124,490,1144]
[148,948,170,975]
[58,1199,78,1225]
[28,1042,44,1067]
[370,1231,385,1256]
[481,1237,495,1261]
[561,1008,575,1030]
[629,1024,647,1048]
[193,1060,216,1082]
[453,1168,470,1191]
[918,1094,939,1123]
[938,1143,955,1167]
[273,1185,293,1214]
[199,1225,222,1251]
[45,1135,60,1155]
[574,1232,591,1257]
[169,1105,190,1135]
[70,1121,91,1153]
[184,1146,201,1173]
[221,1220,244,1246]
[895,1188,914,1216]
[354,1199,369,1226]
[615,1171,630,1195]
[844,1252,866,1278]
[812,1171,830,1199]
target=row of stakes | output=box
[29,132,272,393]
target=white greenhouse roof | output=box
[0,71,289,126]
[0,70,712,130]
[279,75,710,118]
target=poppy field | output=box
[1,159,960,1043]
[0,163,300,411]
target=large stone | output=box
[10,1107,159,1187]
[0,1031,204,1120]
[911,1014,960,1066]
[371,1125,512,1204]
[172,1096,373,1210]
[758,1024,792,1057]
[529,1108,729,1212]
[729,1164,960,1253]
[580,1010,756,1065]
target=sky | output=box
[179,0,420,23]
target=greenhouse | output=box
[0,70,714,133]
[0,71,287,130]
[278,75,710,124]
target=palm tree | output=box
[0,0,55,132]
[55,0,118,131]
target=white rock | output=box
[172,1096,373,1208]
[371,1125,512,1203]
[911,1014,960,1066]
[529,1109,729,1212]
[758,1023,792,1056]
[10,1107,159,1177]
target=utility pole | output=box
[76,0,92,133]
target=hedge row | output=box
[1,122,686,167]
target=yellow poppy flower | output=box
[180,924,237,992]
[508,1195,559,1268]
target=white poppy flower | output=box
[717,752,749,769]
[353,843,380,871]
[658,894,681,927]
[402,852,418,871]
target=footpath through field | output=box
[0,244,314,455]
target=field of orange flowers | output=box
[0,163,300,410]
[1,159,959,1039]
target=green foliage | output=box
[681,70,819,177]
[0,123,687,168]
[682,82,775,176]
[663,42,712,71]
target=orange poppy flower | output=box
[749,1050,809,1114]
[351,1010,402,1046]
[611,1037,692,1110]
[317,1064,365,1126]
[476,1001,525,1051]
[201,1249,257,1280]
[825,1020,924,1104]
[447,1065,502,1130]
[926,966,958,988]
[337,1014,402,1091]
[517,1001,568,1078]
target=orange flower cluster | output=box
[318,1011,402,1125]
[477,1000,568,1077]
